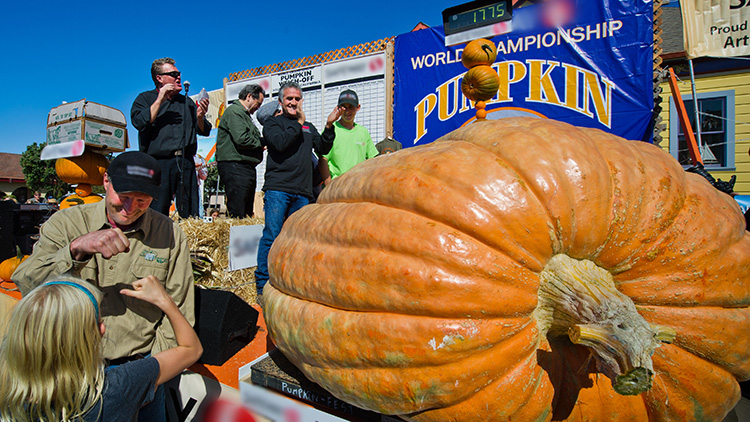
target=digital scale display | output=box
[443,0,512,36]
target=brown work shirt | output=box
[12,199,195,360]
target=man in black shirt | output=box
[131,57,211,217]
[255,82,341,297]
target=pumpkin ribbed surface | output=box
[461,65,499,102]
[461,38,498,68]
[264,117,750,421]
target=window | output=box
[668,90,735,170]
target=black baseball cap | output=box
[106,151,161,198]
[338,89,359,107]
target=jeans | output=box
[255,190,309,293]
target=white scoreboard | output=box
[226,52,388,192]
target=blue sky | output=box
[0,0,460,155]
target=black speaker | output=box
[0,201,15,261]
[741,380,750,399]
[193,287,259,366]
[12,204,56,255]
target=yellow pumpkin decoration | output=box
[59,193,103,210]
[55,151,109,185]
[75,183,93,197]
[462,38,498,68]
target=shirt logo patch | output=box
[141,250,166,263]
[302,125,311,133]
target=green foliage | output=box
[202,164,224,207]
[19,142,70,200]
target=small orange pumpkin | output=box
[59,193,103,210]
[462,38,497,68]
[0,247,29,281]
[75,183,93,197]
[55,151,109,185]
[461,65,500,102]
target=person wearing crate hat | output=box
[12,150,196,422]
[319,89,378,187]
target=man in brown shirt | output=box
[13,151,195,421]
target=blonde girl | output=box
[0,275,202,421]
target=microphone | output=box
[183,80,190,93]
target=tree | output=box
[202,163,224,209]
[19,142,70,200]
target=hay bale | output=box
[178,216,264,305]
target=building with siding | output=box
[0,153,27,199]
[657,6,750,194]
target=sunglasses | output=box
[159,71,181,78]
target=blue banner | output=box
[393,0,654,147]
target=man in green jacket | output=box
[216,84,265,217]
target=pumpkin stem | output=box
[535,254,675,396]
[481,43,494,59]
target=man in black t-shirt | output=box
[131,57,211,218]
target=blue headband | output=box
[44,281,100,319]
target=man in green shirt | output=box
[12,151,195,421]
[321,89,378,186]
[216,84,265,217]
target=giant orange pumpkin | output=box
[264,117,750,421]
